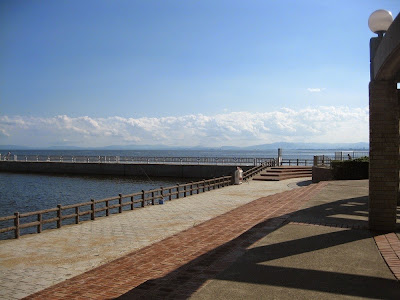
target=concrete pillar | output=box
[277,148,282,166]
[369,80,399,231]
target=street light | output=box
[369,9,393,80]
[368,9,393,37]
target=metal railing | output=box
[243,160,275,180]
[334,151,369,160]
[313,151,369,167]
[280,159,313,166]
[0,161,274,239]
[313,156,333,167]
[0,154,274,166]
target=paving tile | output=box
[25,181,325,299]
[375,233,400,281]
[1,178,309,299]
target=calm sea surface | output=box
[0,149,364,239]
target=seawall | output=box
[0,161,251,178]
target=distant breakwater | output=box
[0,161,255,178]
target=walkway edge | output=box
[374,233,400,280]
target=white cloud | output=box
[307,88,326,92]
[0,106,369,147]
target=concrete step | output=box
[253,166,312,181]
[265,169,312,174]
[269,167,312,171]
[259,171,312,177]
[253,173,312,181]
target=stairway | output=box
[252,166,312,181]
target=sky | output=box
[0,0,399,148]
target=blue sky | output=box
[0,0,399,147]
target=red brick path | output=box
[374,233,400,280]
[25,183,327,300]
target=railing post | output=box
[105,200,109,216]
[75,206,79,224]
[203,179,206,192]
[169,188,172,201]
[37,213,42,233]
[57,204,62,228]
[91,199,96,220]
[190,182,193,195]
[160,187,164,204]
[142,190,145,207]
[297,159,299,166]
[177,184,180,199]
[130,196,134,210]
[14,212,20,239]
[119,194,123,212]
[151,191,155,205]
[313,156,318,166]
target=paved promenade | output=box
[0,177,307,299]
[1,178,399,299]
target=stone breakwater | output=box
[0,161,253,178]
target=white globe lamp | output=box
[368,9,393,36]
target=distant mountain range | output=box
[221,142,369,150]
[0,142,369,151]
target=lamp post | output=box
[368,9,393,80]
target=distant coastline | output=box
[0,142,369,151]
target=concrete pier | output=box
[0,161,252,178]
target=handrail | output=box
[280,159,313,166]
[0,157,276,240]
[242,159,275,180]
[0,154,274,166]
[0,175,233,239]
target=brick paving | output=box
[24,182,327,299]
[374,233,400,280]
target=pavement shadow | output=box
[295,179,313,187]
[117,184,400,299]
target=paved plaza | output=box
[0,177,307,299]
[0,178,399,299]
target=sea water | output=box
[0,149,361,239]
